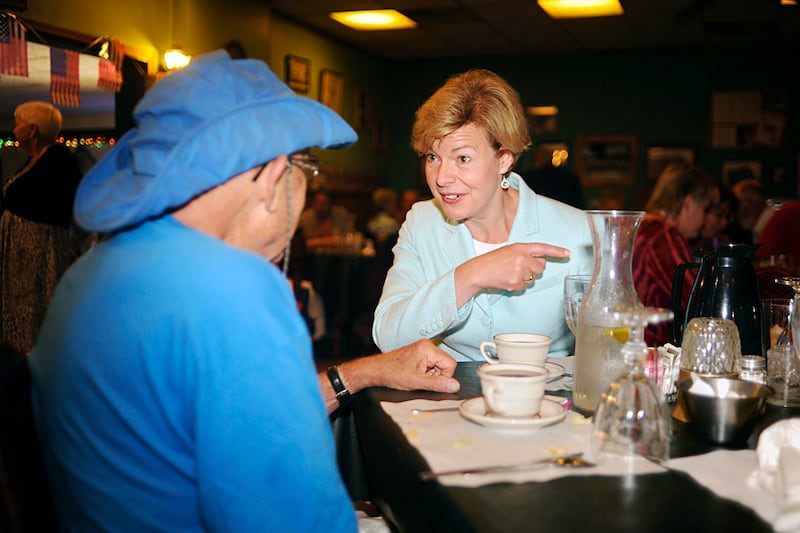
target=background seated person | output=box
[521,144,586,209]
[632,162,719,346]
[299,189,355,248]
[366,187,400,245]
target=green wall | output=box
[268,17,390,175]
[18,1,798,207]
[384,48,798,208]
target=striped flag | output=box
[50,47,80,107]
[97,38,124,92]
[0,13,29,77]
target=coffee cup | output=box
[479,333,552,367]
[477,363,548,418]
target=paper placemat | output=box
[380,398,664,488]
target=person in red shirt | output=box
[755,199,800,271]
[633,162,719,346]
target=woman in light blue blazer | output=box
[372,70,593,362]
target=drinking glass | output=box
[776,277,800,376]
[592,306,674,463]
[767,276,800,400]
[563,274,592,336]
[762,298,793,354]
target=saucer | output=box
[459,397,567,431]
[545,361,566,381]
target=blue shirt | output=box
[29,216,355,532]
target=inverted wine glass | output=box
[591,306,674,464]
[777,277,800,361]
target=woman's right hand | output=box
[454,242,571,306]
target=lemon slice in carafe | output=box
[604,327,629,344]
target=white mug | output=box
[477,363,548,418]
[479,333,552,367]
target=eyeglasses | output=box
[288,155,320,183]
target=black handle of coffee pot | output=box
[671,261,700,345]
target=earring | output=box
[500,174,510,190]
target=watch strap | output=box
[326,365,352,408]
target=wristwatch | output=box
[326,365,352,408]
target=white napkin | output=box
[667,419,800,531]
[668,450,774,525]
[749,419,800,532]
[380,398,664,488]
[356,511,390,533]
[688,378,743,398]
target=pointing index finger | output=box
[525,242,571,259]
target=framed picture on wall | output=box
[722,160,762,186]
[646,145,695,181]
[319,69,344,116]
[353,88,371,131]
[576,136,637,186]
[285,55,310,93]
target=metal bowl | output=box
[677,378,772,444]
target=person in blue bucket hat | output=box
[28,50,459,532]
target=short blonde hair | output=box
[411,69,530,166]
[14,101,63,143]
[646,161,719,218]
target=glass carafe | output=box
[573,210,644,414]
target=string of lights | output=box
[0,136,115,150]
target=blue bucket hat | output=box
[74,50,357,233]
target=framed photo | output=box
[353,88,371,131]
[319,69,344,115]
[576,136,637,186]
[646,145,695,181]
[722,160,762,186]
[371,118,389,153]
[285,55,310,93]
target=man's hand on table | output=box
[319,339,461,414]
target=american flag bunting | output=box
[50,47,81,107]
[97,38,124,92]
[0,13,29,77]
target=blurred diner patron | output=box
[298,189,355,248]
[0,101,83,354]
[28,51,459,533]
[399,187,421,221]
[366,187,401,244]
[729,178,772,243]
[372,69,593,362]
[755,199,800,271]
[521,144,586,209]
[633,162,719,346]
[691,185,738,251]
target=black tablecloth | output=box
[337,362,800,533]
